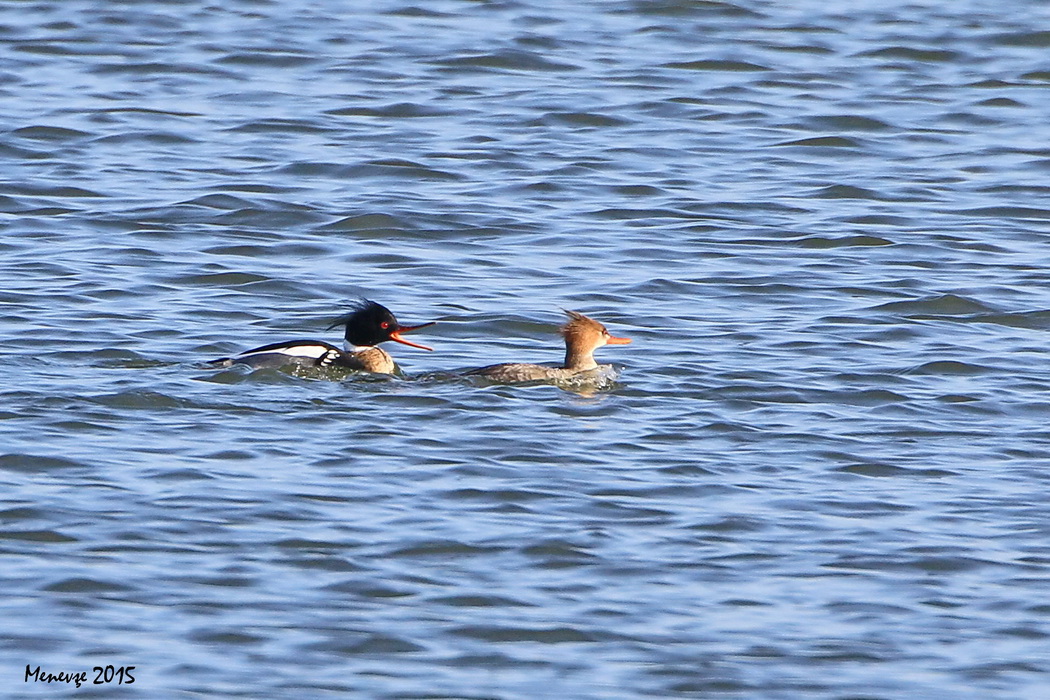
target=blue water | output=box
[4,1,1050,697]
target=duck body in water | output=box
[209,300,435,374]
[466,310,631,383]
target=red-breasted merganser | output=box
[466,310,631,382]
[209,300,435,374]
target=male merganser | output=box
[466,310,631,382]
[209,300,435,374]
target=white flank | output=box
[240,345,331,359]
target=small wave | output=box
[11,125,91,141]
[433,49,579,72]
[772,136,863,148]
[0,453,83,472]
[662,59,770,71]
[903,360,991,376]
[870,294,997,315]
[797,234,893,248]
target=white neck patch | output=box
[344,341,375,354]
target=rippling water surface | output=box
[4,0,1050,697]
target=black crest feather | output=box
[327,298,386,331]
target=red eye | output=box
[380,321,390,329]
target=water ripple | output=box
[4,0,1050,697]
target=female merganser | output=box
[209,300,435,374]
[466,310,631,382]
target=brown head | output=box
[559,310,632,371]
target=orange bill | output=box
[390,321,435,350]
